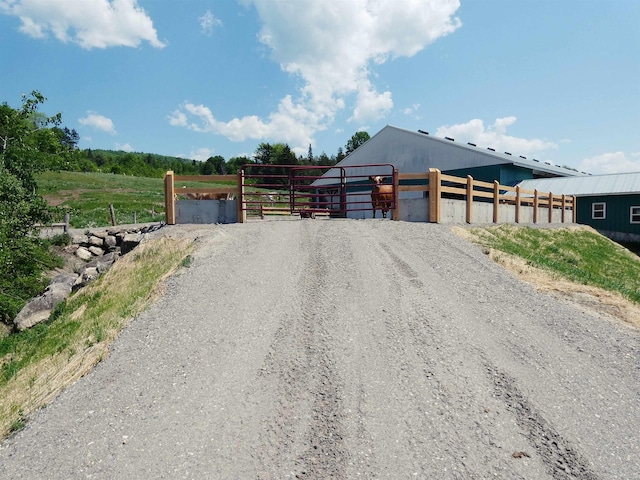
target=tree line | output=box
[73,130,370,178]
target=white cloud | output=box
[435,117,558,156]
[190,147,215,161]
[579,152,640,175]
[173,0,461,149]
[79,112,117,134]
[0,0,165,49]
[403,103,421,117]
[199,10,222,36]
[115,142,133,152]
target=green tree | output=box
[0,91,67,324]
[345,131,370,155]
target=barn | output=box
[516,173,640,242]
[313,125,584,219]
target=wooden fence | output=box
[164,169,576,225]
[397,168,576,224]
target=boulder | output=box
[14,274,77,331]
[104,235,117,249]
[73,267,100,291]
[75,246,93,261]
[87,251,118,274]
[88,235,104,247]
[72,234,88,245]
[121,233,143,254]
[88,246,104,257]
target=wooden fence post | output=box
[237,170,246,223]
[548,192,554,223]
[493,180,500,223]
[109,204,117,226]
[429,168,441,223]
[515,185,521,223]
[572,196,577,223]
[466,175,473,224]
[63,213,69,233]
[164,170,176,225]
[392,168,399,221]
[561,194,566,223]
[533,189,539,224]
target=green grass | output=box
[467,225,640,304]
[36,171,167,228]
[0,236,193,439]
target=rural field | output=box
[1,219,638,479]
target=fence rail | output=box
[164,168,576,225]
[397,168,576,224]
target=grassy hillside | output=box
[460,224,640,305]
[37,171,167,228]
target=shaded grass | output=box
[466,225,640,304]
[0,236,193,439]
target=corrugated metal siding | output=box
[517,172,640,196]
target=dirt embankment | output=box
[1,220,638,479]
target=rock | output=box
[104,235,117,249]
[72,234,88,245]
[91,231,108,239]
[121,233,144,254]
[14,274,77,331]
[88,235,104,247]
[73,267,100,291]
[88,246,104,256]
[75,246,93,261]
[87,252,118,274]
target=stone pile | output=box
[13,223,165,331]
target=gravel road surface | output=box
[1,219,638,479]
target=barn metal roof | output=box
[517,172,640,196]
[313,125,584,187]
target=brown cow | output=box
[183,190,234,200]
[369,175,393,218]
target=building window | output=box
[631,206,640,224]
[592,202,606,220]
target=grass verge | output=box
[0,235,193,440]
[456,224,640,327]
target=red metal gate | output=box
[240,164,396,219]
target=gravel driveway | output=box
[1,219,638,479]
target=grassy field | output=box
[37,171,167,228]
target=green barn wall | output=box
[577,194,640,235]
[443,164,534,186]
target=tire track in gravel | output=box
[253,221,348,478]
[485,363,599,480]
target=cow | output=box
[369,175,393,219]
[183,190,234,201]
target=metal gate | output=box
[240,163,397,219]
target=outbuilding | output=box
[517,173,640,242]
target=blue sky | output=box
[1,0,638,174]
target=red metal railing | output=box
[240,163,396,218]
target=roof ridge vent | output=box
[505,152,512,155]
[467,142,476,146]
[418,129,429,135]
[445,136,455,141]
[519,155,526,159]
[488,147,495,151]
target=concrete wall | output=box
[394,197,572,225]
[175,200,237,224]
